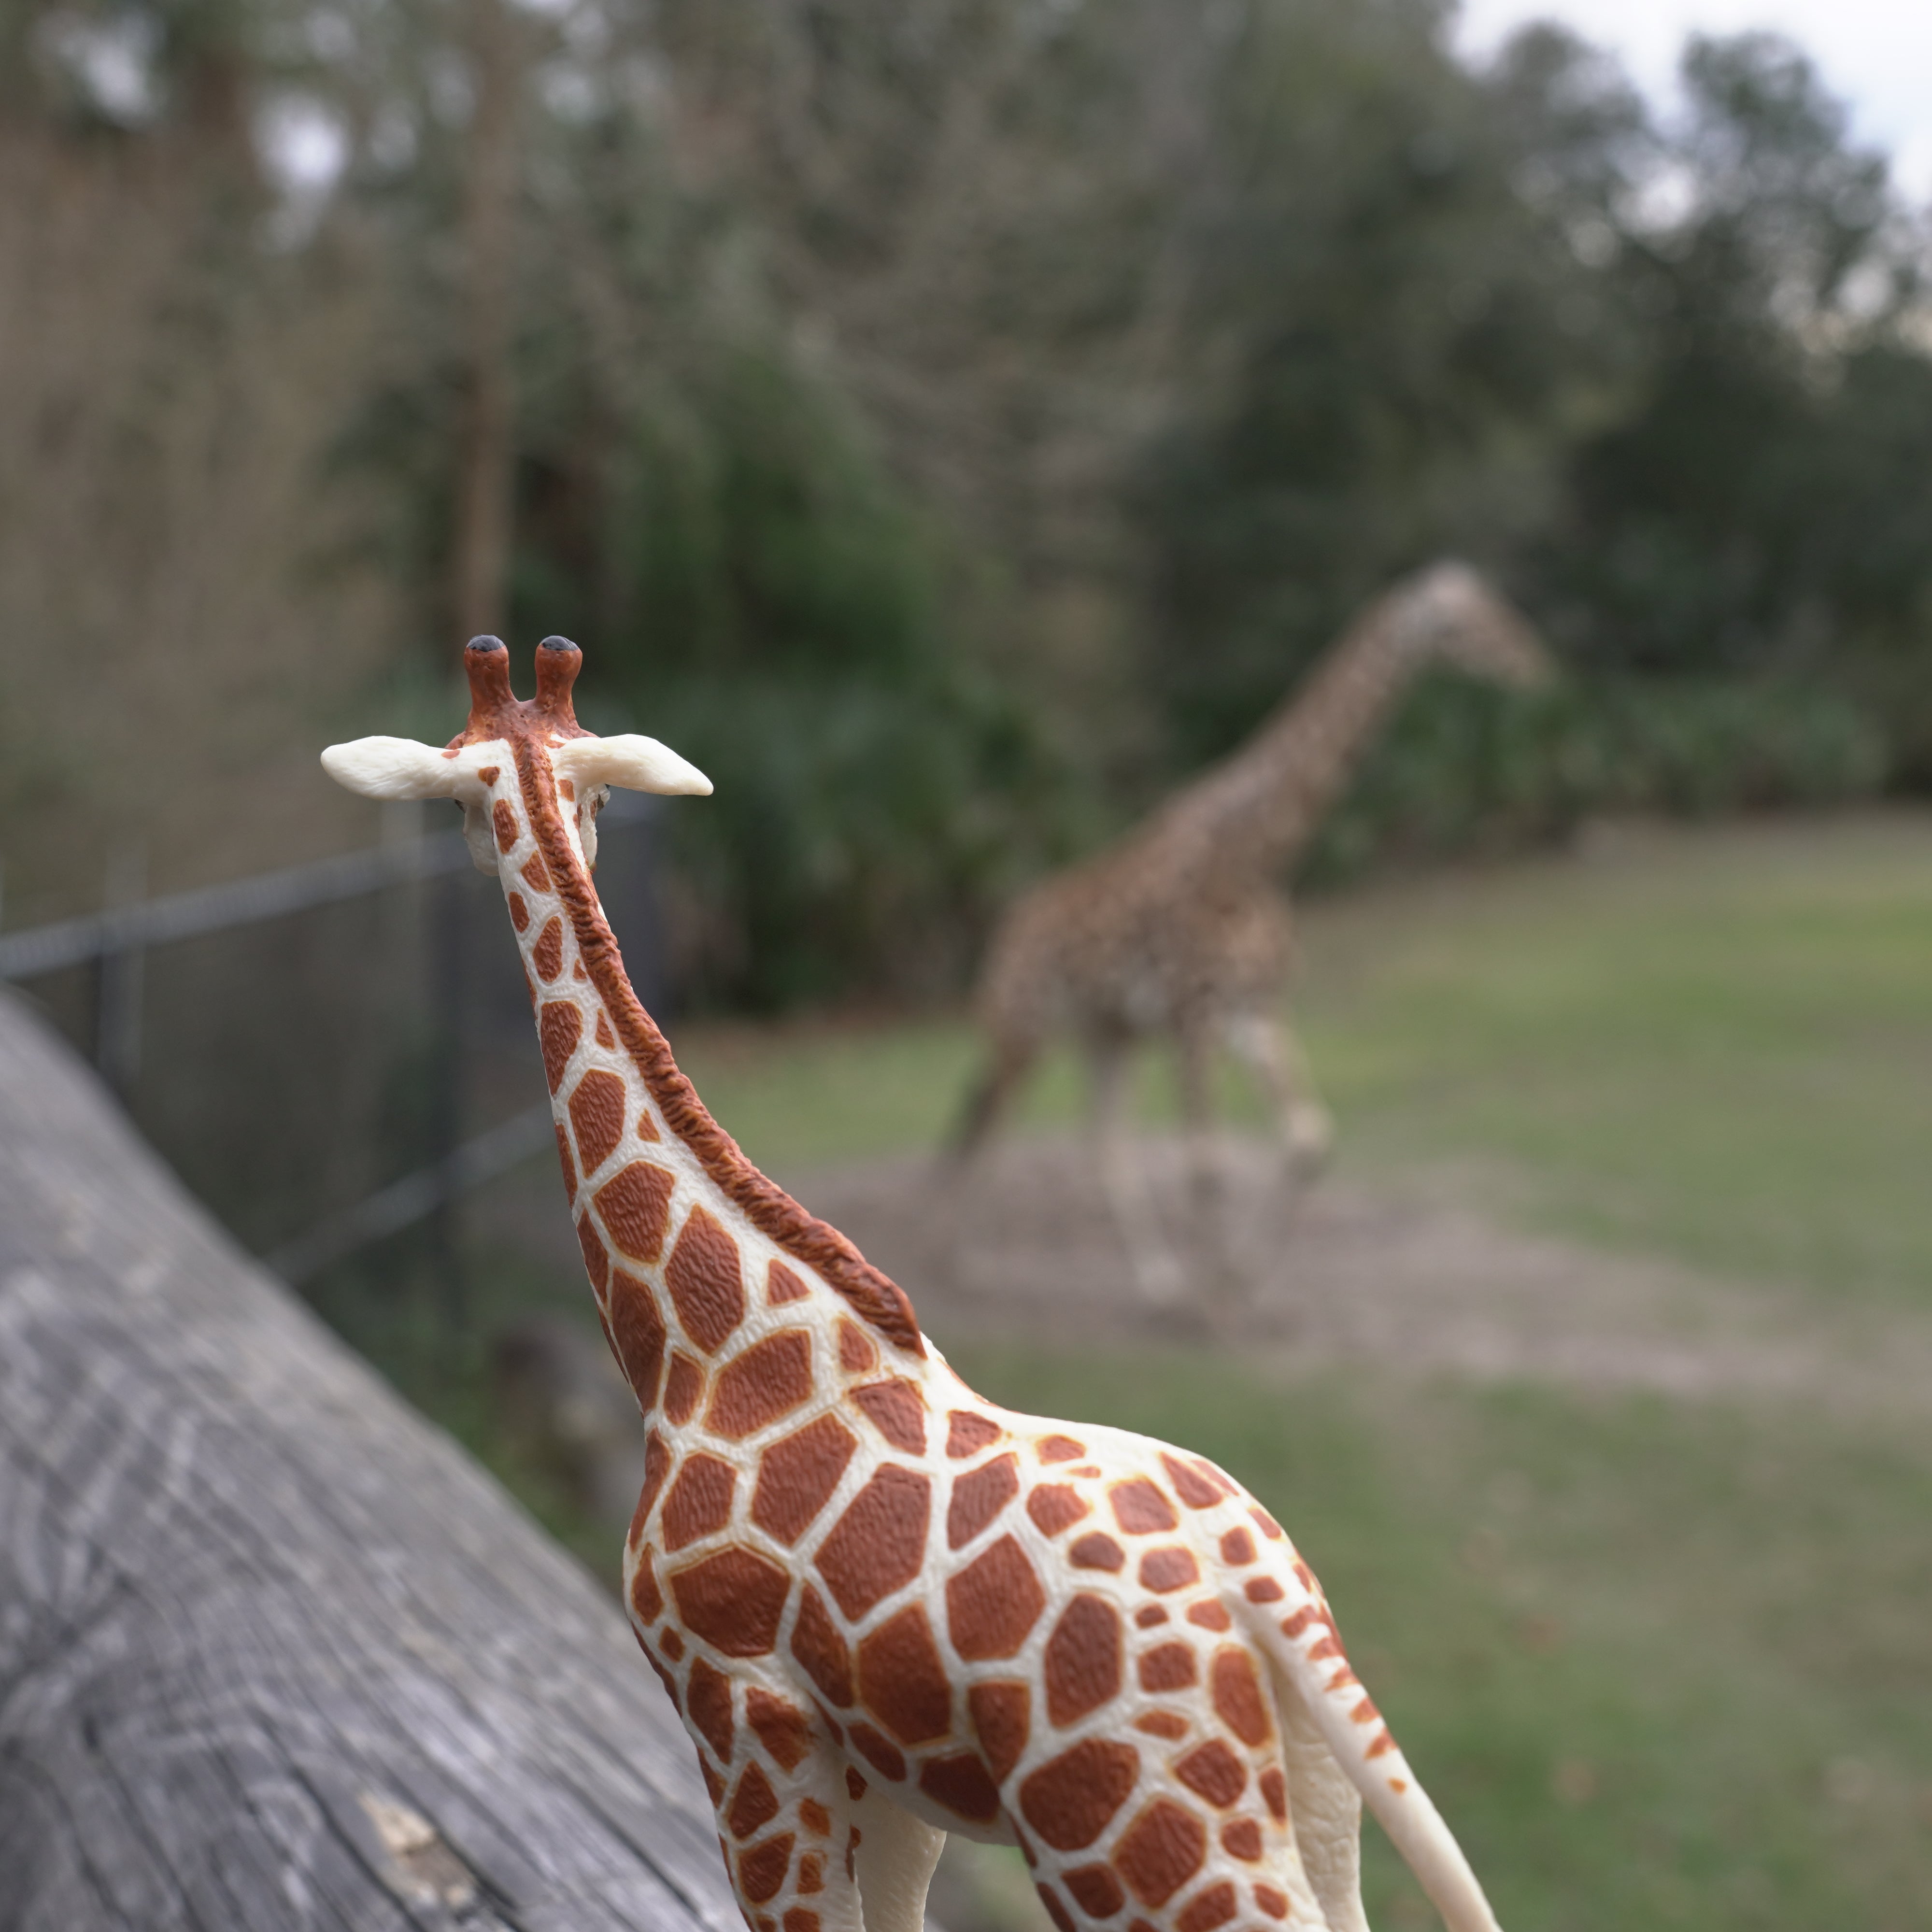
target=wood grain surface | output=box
[0,991,740,1932]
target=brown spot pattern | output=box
[708,1331,814,1440]
[728,1763,781,1838]
[919,1752,1000,1824]
[1044,1594,1122,1728]
[1065,1866,1126,1918]
[663,1454,737,1550]
[849,1723,907,1781]
[595,1161,674,1265]
[746,1690,812,1772]
[574,1214,609,1292]
[609,1269,667,1405]
[1135,1606,1169,1629]
[1188,1603,1232,1633]
[1138,1644,1197,1693]
[1255,1885,1289,1920]
[569,1069,627,1175]
[1019,1739,1140,1851]
[947,1536,1046,1660]
[636,1431,671,1525]
[753,1416,857,1545]
[1259,1769,1286,1822]
[554,1122,578,1202]
[948,1411,1003,1458]
[1175,1742,1245,1808]
[666,1206,745,1353]
[1140,1548,1200,1593]
[1221,1820,1263,1861]
[852,1379,926,1455]
[1135,1712,1188,1741]
[664,1353,702,1424]
[1114,1800,1207,1907]
[595,1011,615,1048]
[1027,1486,1089,1536]
[1111,1480,1178,1535]
[520,848,551,891]
[790,1584,853,1706]
[533,916,565,981]
[629,1548,662,1624]
[1071,1533,1124,1571]
[947,1454,1019,1549]
[539,1001,582,1094]
[1211,1649,1272,1746]
[786,1911,821,1932]
[859,1605,952,1744]
[814,1466,931,1621]
[768,1261,810,1305]
[1220,1529,1256,1566]
[1245,1578,1284,1605]
[799,1801,831,1837]
[478,765,500,786]
[838,1322,878,1373]
[969,1681,1030,1781]
[493,799,518,852]
[1038,1436,1086,1463]
[1177,1881,1237,1932]
[671,1548,790,1656]
[739,1836,794,1905]
[509,891,529,931]
[687,1656,735,1762]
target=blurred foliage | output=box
[6,0,1932,998]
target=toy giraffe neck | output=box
[1150,596,1419,889]
[484,727,924,1403]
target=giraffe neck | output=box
[483,738,923,1423]
[1153,601,1418,887]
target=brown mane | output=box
[462,636,923,1357]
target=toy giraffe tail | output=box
[1244,1547,1503,1932]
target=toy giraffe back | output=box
[323,636,1505,1932]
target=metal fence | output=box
[0,794,663,1298]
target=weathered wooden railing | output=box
[0,989,737,1930]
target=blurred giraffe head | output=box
[1386,559,1552,689]
[321,635,710,873]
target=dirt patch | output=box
[780,1135,1932,1417]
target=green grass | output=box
[677,812,1932,1311]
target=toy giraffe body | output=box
[324,638,1504,1932]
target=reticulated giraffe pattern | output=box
[951,564,1550,1268]
[323,637,1505,1932]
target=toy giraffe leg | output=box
[323,636,1509,1932]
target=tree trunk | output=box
[0,990,736,1932]
[453,0,521,644]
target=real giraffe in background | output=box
[948,562,1550,1305]
[323,636,1508,1932]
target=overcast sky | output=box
[1453,0,1932,201]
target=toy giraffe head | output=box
[323,639,1505,1932]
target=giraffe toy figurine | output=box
[322,635,1506,1932]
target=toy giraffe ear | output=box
[321,736,471,801]
[552,734,713,797]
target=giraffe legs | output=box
[850,1783,948,1932]
[1088,1034,1188,1308]
[707,1724,868,1932]
[1224,1010,1334,1177]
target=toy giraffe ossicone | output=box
[323,636,1505,1932]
